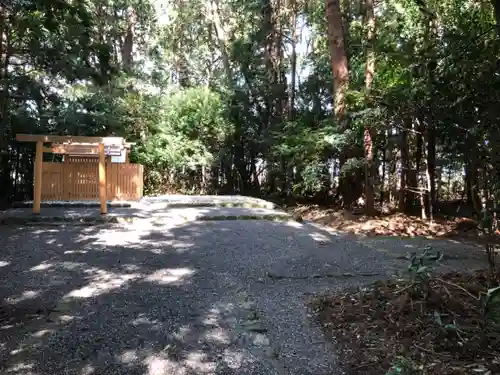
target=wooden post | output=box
[33,141,43,214]
[99,143,107,215]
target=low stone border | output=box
[0,216,135,226]
[12,201,132,208]
[187,214,296,222]
[143,196,277,209]
[167,202,274,209]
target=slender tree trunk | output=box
[325,0,348,120]
[207,0,233,87]
[363,0,376,215]
[288,0,298,121]
[426,124,436,221]
[399,118,410,212]
[325,0,352,205]
[121,7,135,70]
[492,0,500,38]
[380,137,387,206]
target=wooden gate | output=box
[41,160,143,201]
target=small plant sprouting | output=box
[406,246,443,295]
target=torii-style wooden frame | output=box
[16,134,134,215]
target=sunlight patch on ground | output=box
[64,271,141,299]
[144,268,195,285]
[6,290,41,304]
[144,355,185,375]
[7,361,35,373]
[131,314,163,331]
[117,350,139,364]
[308,231,332,244]
[172,325,191,341]
[184,350,216,373]
[222,348,246,369]
[56,265,195,300]
[30,262,53,271]
[64,250,89,255]
[203,327,231,345]
[284,220,304,229]
[31,329,54,338]
[80,364,95,375]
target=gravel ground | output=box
[0,198,489,375]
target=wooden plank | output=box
[33,141,43,213]
[44,145,124,157]
[99,143,107,214]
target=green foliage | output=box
[1,0,500,206]
[406,246,443,294]
[483,285,500,329]
[385,356,421,375]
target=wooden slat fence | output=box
[41,160,143,201]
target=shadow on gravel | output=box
[0,218,486,375]
[0,218,356,375]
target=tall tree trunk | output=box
[364,0,376,215]
[325,0,348,120]
[399,118,410,212]
[121,6,135,70]
[325,0,351,204]
[288,0,298,121]
[492,0,500,38]
[207,0,233,87]
[426,123,436,221]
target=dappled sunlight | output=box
[130,314,163,331]
[31,329,54,338]
[6,290,41,304]
[64,270,141,299]
[283,220,304,229]
[79,364,95,375]
[221,348,246,369]
[30,262,53,271]
[117,350,139,365]
[308,231,332,244]
[203,327,231,345]
[144,354,184,375]
[7,361,36,373]
[144,268,195,286]
[184,350,216,373]
[171,325,191,341]
[64,250,88,255]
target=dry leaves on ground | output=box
[310,270,500,375]
[292,205,483,240]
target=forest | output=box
[1,1,500,373]
[0,0,499,218]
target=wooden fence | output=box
[41,160,143,201]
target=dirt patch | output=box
[311,270,500,375]
[291,205,484,240]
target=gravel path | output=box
[0,197,489,375]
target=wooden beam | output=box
[33,141,43,214]
[47,144,100,155]
[17,134,124,145]
[98,143,107,215]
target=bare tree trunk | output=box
[399,118,410,212]
[325,0,348,120]
[121,6,135,70]
[325,0,352,205]
[492,0,500,38]
[363,0,376,215]
[426,125,436,221]
[288,0,298,121]
[207,0,233,87]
